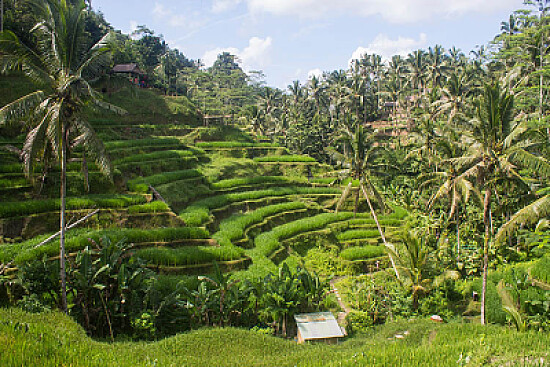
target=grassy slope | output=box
[1,308,549,367]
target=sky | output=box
[91,0,526,89]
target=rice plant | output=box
[127,169,203,193]
[340,245,386,261]
[254,155,317,163]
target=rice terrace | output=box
[1,0,550,366]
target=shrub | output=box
[340,246,386,261]
[531,255,550,284]
[346,310,374,334]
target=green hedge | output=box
[337,229,381,241]
[196,142,277,148]
[127,169,203,193]
[127,201,170,214]
[0,194,147,218]
[213,202,307,247]
[340,246,386,261]
[254,155,317,163]
[531,255,550,284]
[136,245,244,266]
[211,176,307,190]
[4,227,210,264]
[179,187,340,226]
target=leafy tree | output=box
[457,82,548,324]
[0,0,123,312]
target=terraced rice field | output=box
[0,121,407,281]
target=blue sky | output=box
[92,0,525,89]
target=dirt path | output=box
[329,277,351,326]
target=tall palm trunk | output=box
[60,124,68,313]
[360,181,400,280]
[481,188,492,325]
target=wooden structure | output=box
[111,63,146,86]
[294,312,345,344]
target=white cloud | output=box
[202,37,273,72]
[350,33,428,63]
[153,2,204,28]
[245,0,518,23]
[308,68,323,80]
[212,0,243,13]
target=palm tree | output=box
[386,230,430,309]
[434,70,473,126]
[455,82,548,324]
[407,50,428,102]
[427,45,448,89]
[330,124,400,279]
[0,0,122,312]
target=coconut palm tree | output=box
[434,70,473,126]
[0,0,123,312]
[427,45,448,89]
[455,82,549,324]
[330,124,400,279]
[407,50,428,102]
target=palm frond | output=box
[495,194,550,244]
[0,91,45,125]
[335,181,352,213]
[508,149,550,179]
[73,119,112,178]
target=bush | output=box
[346,310,374,334]
[531,255,550,284]
[340,246,386,261]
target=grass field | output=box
[1,308,549,367]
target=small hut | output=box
[294,312,345,344]
[111,63,146,86]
